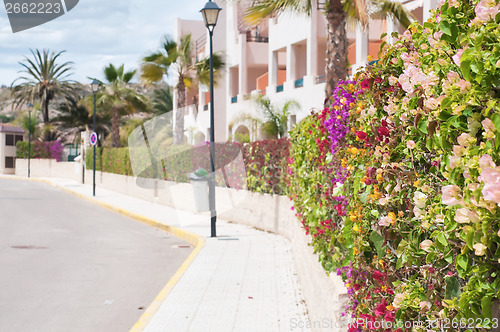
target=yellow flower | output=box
[398,211,404,217]
[353,247,360,255]
[353,224,361,232]
[350,215,357,222]
[376,173,384,182]
[345,283,351,288]
[367,55,373,62]
[388,212,397,220]
[414,180,421,187]
[387,305,395,311]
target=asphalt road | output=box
[0,178,192,332]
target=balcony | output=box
[246,35,269,43]
[314,75,326,84]
[294,78,304,88]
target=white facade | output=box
[0,125,24,174]
[175,0,434,143]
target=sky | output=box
[0,0,206,86]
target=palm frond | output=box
[373,0,415,28]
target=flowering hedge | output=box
[288,0,499,330]
[85,139,290,194]
[16,140,64,162]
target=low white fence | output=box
[15,159,348,331]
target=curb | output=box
[0,175,205,332]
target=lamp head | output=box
[91,78,100,93]
[200,0,221,31]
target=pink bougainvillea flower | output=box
[473,243,487,256]
[379,216,392,227]
[374,299,388,317]
[420,240,433,252]
[482,118,496,132]
[442,185,463,206]
[372,270,385,280]
[453,48,464,66]
[356,131,368,140]
[480,167,500,184]
[457,133,474,147]
[361,79,370,89]
[479,154,496,170]
[406,140,416,149]
[482,183,500,204]
[454,207,480,223]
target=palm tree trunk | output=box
[174,78,186,145]
[325,0,348,98]
[112,107,120,147]
[42,98,50,123]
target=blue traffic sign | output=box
[90,132,98,146]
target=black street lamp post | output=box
[91,79,100,197]
[27,102,33,178]
[201,0,221,238]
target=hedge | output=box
[16,140,64,162]
[288,0,500,329]
[85,139,290,194]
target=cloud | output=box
[0,0,205,86]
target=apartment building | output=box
[0,125,24,174]
[175,0,437,144]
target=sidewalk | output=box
[19,176,311,332]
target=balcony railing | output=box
[317,1,326,10]
[231,96,238,103]
[314,75,326,84]
[276,85,284,93]
[246,35,269,43]
[294,78,304,88]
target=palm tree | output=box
[11,49,77,123]
[141,34,225,144]
[255,95,299,138]
[230,95,299,139]
[94,64,149,147]
[151,86,173,116]
[243,0,414,96]
[54,96,111,143]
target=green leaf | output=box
[456,254,468,271]
[481,296,492,318]
[396,240,408,257]
[370,231,385,257]
[466,229,474,250]
[437,233,448,247]
[439,20,452,36]
[426,252,437,264]
[418,118,429,134]
[445,277,461,299]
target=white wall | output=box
[16,161,349,331]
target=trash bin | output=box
[189,168,210,212]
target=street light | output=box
[27,102,33,178]
[91,78,100,197]
[200,0,221,238]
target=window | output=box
[5,157,14,168]
[5,134,14,146]
[15,135,23,144]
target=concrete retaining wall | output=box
[15,159,347,331]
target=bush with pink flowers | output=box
[288,0,499,329]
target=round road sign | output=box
[90,132,98,146]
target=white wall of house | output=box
[0,126,24,174]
